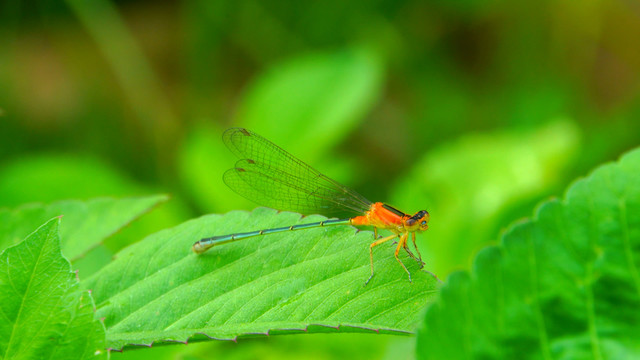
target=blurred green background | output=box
[1,0,639,359]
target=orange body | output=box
[350,202,430,284]
[351,202,411,232]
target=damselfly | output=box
[193,128,430,284]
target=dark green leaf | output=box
[0,218,106,359]
[83,209,439,350]
[417,147,640,359]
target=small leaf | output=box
[83,208,439,350]
[416,147,640,359]
[0,218,106,359]
[0,195,168,260]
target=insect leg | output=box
[395,233,412,283]
[364,234,396,286]
[411,232,425,268]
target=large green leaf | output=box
[83,208,439,350]
[0,195,168,260]
[417,147,640,359]
[0,218,106,359]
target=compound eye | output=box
[421,220,427,226]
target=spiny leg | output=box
[365,234,396,285]
[374,227,379,239]
[395,234,412,283]
[411,232,425,269]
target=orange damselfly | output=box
[193,128,431,284]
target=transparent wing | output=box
[222,128,372,217]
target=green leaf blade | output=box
[0,218,106,360]
[417,147,640,359]
[84,208,439,350]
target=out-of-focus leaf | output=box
[391,120,581,276]
[0,155,144,207]
[0,195,168,260]
[237,47,383,163]
[0,218,106,359]
[0,154,191,256]
[83,208,439,350]
[417,147,640,359]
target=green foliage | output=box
[3,1,640,358]
[0,195,168,260]
[0,218,106,360]
[83,208,439,350]
[0,151,637,359]
[416,148,640,359]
